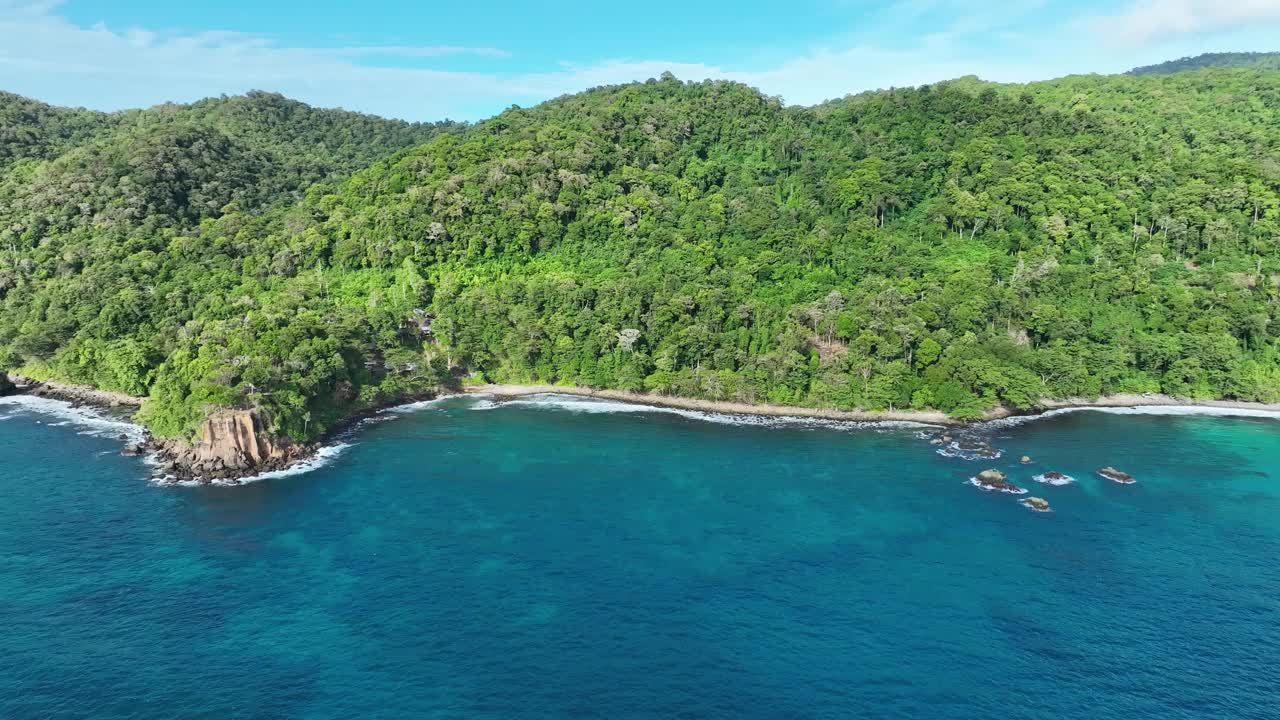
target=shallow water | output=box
[1,395,1278,719]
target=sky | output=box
[1,0,1279,121]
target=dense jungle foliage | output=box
[2,57,1279,440]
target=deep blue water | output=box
[2,394,1279,719]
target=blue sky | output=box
[2,0,1279,121]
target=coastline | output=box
[7,371,1280,484]
[6,374,144,410]
[462,384,963,425]
[1031,393,1280,414]
[463,385,1280,424]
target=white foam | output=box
[0,395,145,442]
[153,442,355,487]
[1032,473,1076,486]
[380,396,457,414]
[487,394,939,432]
[936,440,1003,461]
[967,477,1028,495]
[984,404,1280,429]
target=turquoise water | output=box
[2,394,1279,719]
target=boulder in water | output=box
[971,469,1025,494]
[1034,471,1075,486]
[1021,497,1051,512]
[1020,455,1032,464]
[1097,467,1136,484]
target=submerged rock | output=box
[1097,466,1136,484]
[120,443,145,457]
[970,469,1026,494]
[1021,497,1051,512]
[938,438,1002,461]
[1033,471,1075,486]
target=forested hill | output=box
[2,65,1279,444]
[1128,52,1280,75]
[0,90,454,213]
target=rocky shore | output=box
[3,373,319,484]
[4,374,143,409]
[137,410,319,484]
[7,372,1280,485]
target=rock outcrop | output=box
[0,373,14,396]
[970,469,1026,494]
[147,409,314,483]
[1033,471,1075,486]
[1020,455,1033,464]
[1021,497,1051,512]
[1097,466,1136,484]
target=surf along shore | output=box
[6,371,1280,483]
[465,384,1280,423]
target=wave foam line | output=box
[154,442,355,487]
[0,395,145,442]
[984,404,1280,429]
[489,394,939,431]
[379,396,460,414]
[967,478,1028,495]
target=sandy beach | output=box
[465,384,1280,424]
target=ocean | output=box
[1,393,1278,719]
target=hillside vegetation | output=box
[2,66,1279,441]
[1129,52,1280,75]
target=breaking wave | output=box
[936,440,1003,461]
[477,394,939,432]
[984,404,1280,429]
[380,396,457,414]
[967,477,1028,495]
[0,395,145,443]
[1032,472,1076,486]
[155,442,355,487]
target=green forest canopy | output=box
[2,58,1279,441]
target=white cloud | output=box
[329,46,511,59]
[0,0,1264,122]
[1088,0,1280,46]
[0,0,1072,120]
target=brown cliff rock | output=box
[150,409,313,483]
